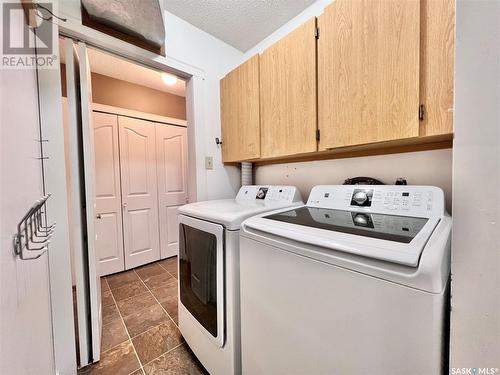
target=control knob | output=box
[353,213,370,226]
[352,191,368,205]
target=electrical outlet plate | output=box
[205,156,214,170]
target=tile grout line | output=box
[107,277,145,375]
[124,291,173,340]
[141,342,185,370]
[157,260,178,280]
[131,267,184,369]
[135,265,180,329]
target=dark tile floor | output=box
[79,257,207,375]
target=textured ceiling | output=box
[164,0,317,51]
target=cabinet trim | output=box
[93,103,187,127]
[251,133,452,166]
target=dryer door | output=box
[178,215,225,347]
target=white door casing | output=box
[77,41,102,361]
[156,124,188,258]
[63,37,92,366]
[93,112,125,276]
[119,116,161,269]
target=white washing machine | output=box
[177,185,302,375]
[240,185,451,375]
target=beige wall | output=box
[61,64,186,119]
[255,148,453,212]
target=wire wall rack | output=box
[13,194,56,260]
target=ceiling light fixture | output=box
[161,72,178,86]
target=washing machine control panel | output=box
[236,185,301,204]
[307,185,445,218]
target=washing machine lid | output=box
[244,209,440,267]
[242,185,447,267]
[178,185,302,230]
[266,207,429,244]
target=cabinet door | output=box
[260,18,317,158]
[93,112,125,276]
[419,0,455,136]
[318,0,420,150]
[156,123,188,259]
[220,55,260,162]
[118,116,160,269]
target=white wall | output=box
[450,0,500,369]
[163,12,244,200]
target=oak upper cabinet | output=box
[318,0,421,150]
[220,55,260,162]
[260,18,317,158]
[420,0,455,136]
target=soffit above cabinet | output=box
[81,0,165,53]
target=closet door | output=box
[118,116,160,269]
[156,124,188,259]
[93,111,125,276]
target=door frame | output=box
[54,16,209,238]
[58,20,206,204]
[39,20,206,373]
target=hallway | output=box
[79,257,206,375]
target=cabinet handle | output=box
[96,214,102,219]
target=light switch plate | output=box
[205,156,214,170]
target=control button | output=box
[352,191,368,205]
[353,213,369,226]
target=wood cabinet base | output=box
[241,134,452,166]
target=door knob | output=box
[96,214,102,219]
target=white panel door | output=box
[119,116,160,269]
[156,124,188,258]
[93,112,125,276]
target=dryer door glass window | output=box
[179,223,219,337]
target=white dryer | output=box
[240,185,451,375]
[177,185,302,375]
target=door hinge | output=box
[315,27,320,39]
[419,104,425,121]
[316,129,321,141]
